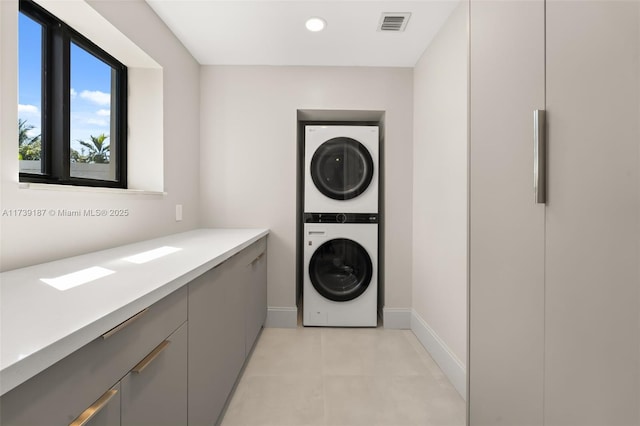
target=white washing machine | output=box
[304,125,379,214]
[303,214,378,327]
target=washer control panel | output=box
[304,213,378,224]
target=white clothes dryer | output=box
[303,213,378,327]
[304,125,379,214]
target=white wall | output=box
[0,0,200,271]
[411,2,468,396]
[199,66,413,326]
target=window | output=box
[18,0,127,188]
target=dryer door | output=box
[310,137,374,200]
[309,238,373,302]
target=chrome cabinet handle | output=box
[534,109,546,204]
[101,308,148,339]
[132,340,171,374]
[69,389,118,426]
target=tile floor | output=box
[220,326,466,426]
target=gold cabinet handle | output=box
[101,308,148,339]
[69,389,118,426]
[247,252,265,266]
[132,340,171,374]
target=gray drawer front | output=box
[1,286,187,426]
[238,237,267,267]
[121,322,188,426]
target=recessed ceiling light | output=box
[306,17,326,32]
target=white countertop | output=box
[0,228,269,396]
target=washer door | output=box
[309,238,373,302]
[310,137,374,200]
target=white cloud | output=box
[79,90,111,106]
[87,118,108,127]
[26,128,41,138]
[96,109,111,117]
[70,88,77,97]
[18,104,39,115]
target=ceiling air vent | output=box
[378,12,411,32]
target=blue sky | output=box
[18,12,113,155]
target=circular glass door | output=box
[309,238,373,302]
[310,137,374,200]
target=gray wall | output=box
[412,2,468,392]
[199,66,413,324]
[0,0,200,271]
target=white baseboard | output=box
[382,307,412,329]
[410,310,466,400]
[265,306,298,328]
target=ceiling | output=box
[145,1,460,67]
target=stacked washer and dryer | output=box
[303,125,379,327]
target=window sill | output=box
[18,182,166,196]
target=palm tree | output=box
[77,133,110,163]
[18,119,41,160]
[19,119,33,146]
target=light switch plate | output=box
[175,204,183,221]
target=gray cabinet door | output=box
[245,247,267,356]
[188,257,246,425]
[469,1,546,424]
[121,322,188,426]
[544,2,640,425]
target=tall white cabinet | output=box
[544,2,639,424]
[469,2,546,424]
[469,1,639,425]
